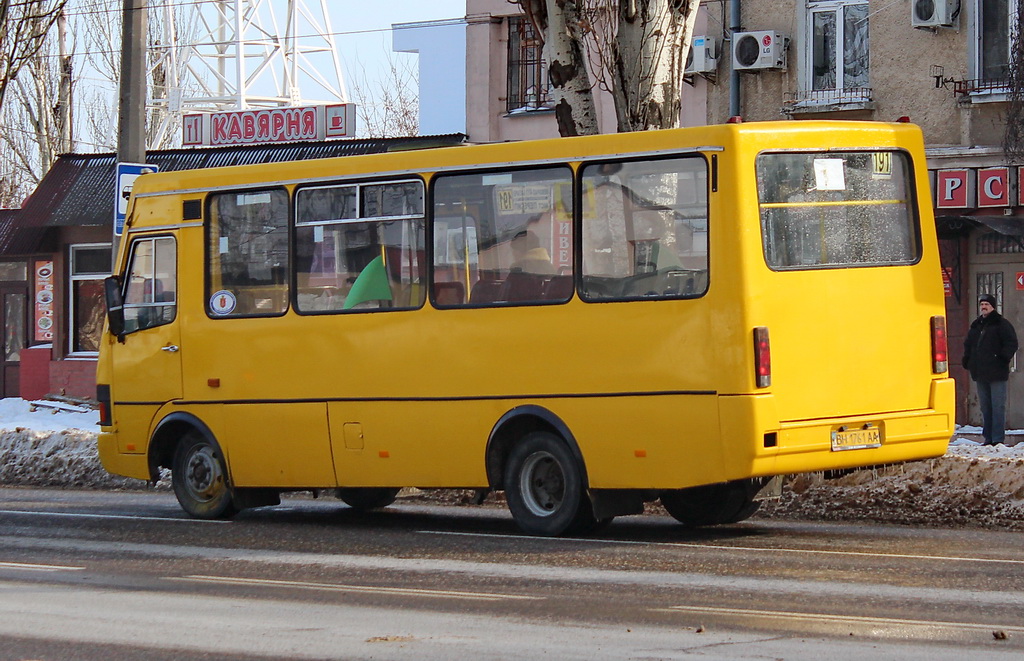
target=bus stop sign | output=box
[115,162,158,236]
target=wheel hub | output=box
[520,451,564,517]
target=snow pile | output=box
[0,398,1022,528]
[0,399,142,490]
[760,438,1024,530]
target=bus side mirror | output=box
[104,275,126,341]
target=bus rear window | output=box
[757,151,919,270]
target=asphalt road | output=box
[0,488,1021,660]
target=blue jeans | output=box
[976,379,1008,445]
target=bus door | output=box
[112,236,181,451]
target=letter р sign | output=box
[935,169,974,209]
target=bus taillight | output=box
[754,326,771,388]
[931,316,948,373]
[97,384,112,427]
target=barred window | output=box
[976,232,1024,254]
[507,16,551,113]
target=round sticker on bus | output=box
[210,290,237,315]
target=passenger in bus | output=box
[510,230,555,275]
[962,294,1019,446]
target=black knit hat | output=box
[979,294,998,307]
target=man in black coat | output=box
[962,294,1018,445]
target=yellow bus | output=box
[97,120,955,536]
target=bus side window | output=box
[122,237,177,334]
[580,156,708,301]
[207,189,289,317]
[432,166,574,307]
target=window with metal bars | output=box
[507,16,552,113]
[976,232,1024,254]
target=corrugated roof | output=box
[7,134,466,255]
[0,210,19,254]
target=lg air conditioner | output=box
[732,31,788,72]
[912,0,960,29]
[685,36,718,75]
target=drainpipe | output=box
[729,0,741,117]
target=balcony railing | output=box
[954,78,1009,96]
[783,87,873,113]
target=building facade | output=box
[464,0,714,141]
[695,0,1022,427]
[0,136,465,401]
[461,1,1024,427]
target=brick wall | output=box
[48,359,97,400]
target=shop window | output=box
[807,1,869,94]
[4,293,25,362]
[0,263,27,281]
[294,180,426,313]
[507,16,551,113]
[207,188,289,317]
[69,244,111,354]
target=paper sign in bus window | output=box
[813,159,846,191]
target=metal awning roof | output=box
[3,134,466,255]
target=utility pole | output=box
[114,0,148,265]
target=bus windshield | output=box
[757,151,919,270]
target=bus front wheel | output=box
[660,481,760,527]
[504,432,595,536]
[172,432,237,519]
[336,487,400,510]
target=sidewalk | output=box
[952,426,1023,447]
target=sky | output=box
[332,0,466,92]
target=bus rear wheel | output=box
[504,432,595,536]
[172,433,237,519]
[660,480,760,527]
[336,487,400,510]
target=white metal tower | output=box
[148,0,349,146]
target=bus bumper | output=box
[98,432,151,481]
[720,378,955,478]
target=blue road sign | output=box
[114,162,159,236]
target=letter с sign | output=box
[933,167,1018,209]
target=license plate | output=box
[831,426,881,451]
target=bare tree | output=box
[0,1,72,206]
[0,0,69,114]
[510,0,700,136]
[1005,1,1024,163]
[349,52,420,138]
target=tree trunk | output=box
[543,0,599,136]
[56,8,73,154]
[611,0,699,132]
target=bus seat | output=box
[543,275,574,300]
[501,271,548,302]
[433,281,465,306]
[470,279,504,303]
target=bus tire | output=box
[172,432,237,519]
[336,487,400,510]
[660,481,760,528]
[504,431,594,536]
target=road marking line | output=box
[0,509,229,524]
[659,604,1024,634]
[422,530,1024,565]
[172,574,543,602]
[0,561,83,572]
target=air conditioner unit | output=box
[732,31,788,71]
[912,0,960,29]
[685,36,718,74]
